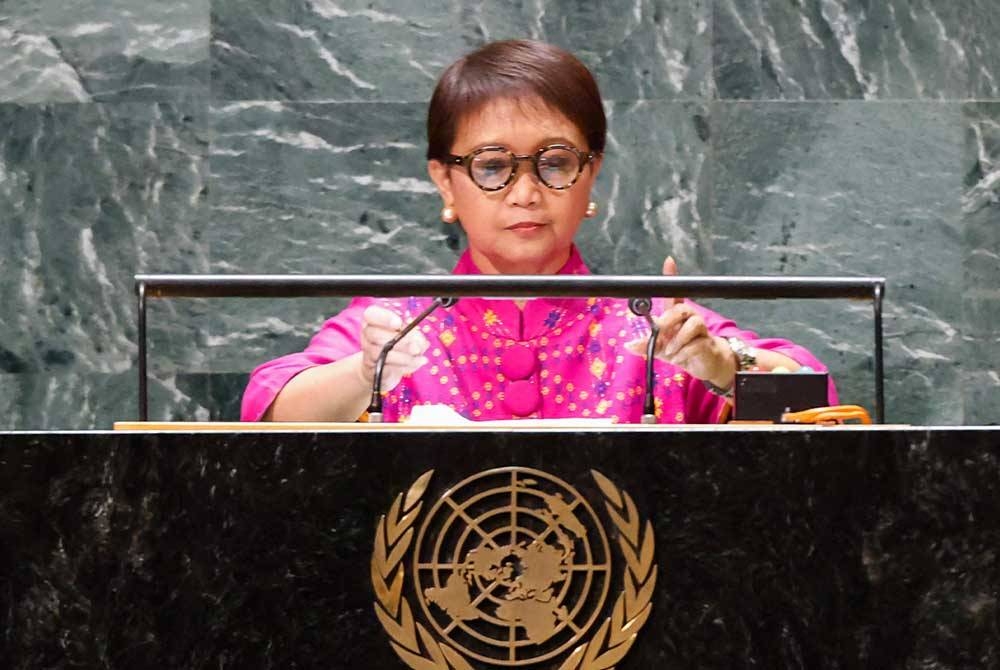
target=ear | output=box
[589,153,604,180]
[427,160,455,207]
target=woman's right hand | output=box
[358,304,431,392]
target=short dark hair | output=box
[427,40,606,160]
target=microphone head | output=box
[438,297,458,308]
[628,297,653,316]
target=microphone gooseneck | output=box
[367,297,457,423]
[628,298,660,424]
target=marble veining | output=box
[1,429,998,666]
[202,100,710,373]
[0,103,209,384]
[0,0,209,103]
[210,0,712,102]
[961,103,1000,423]
[709,101,964,424]
[714,0,999,100]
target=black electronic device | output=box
[733,371,830,422]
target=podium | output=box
[2,425,998,668]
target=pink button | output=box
[501,344,536,379]
[503,379,541,416]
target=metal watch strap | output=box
[727,336,757,371]
[702,337,757,399]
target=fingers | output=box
[359,304,430,390]
[362,323,428,357]
[661,255,684,308]
[361,305,430,356]
[651,308,734,383]
[625,303,714,375]
[624,301,700,359]
[363,304,404,330]
[659,311,707,359]
[653,301,696,346]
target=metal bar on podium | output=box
[873,283,885,424]
[137,281,148,423]
[134,274,887,423]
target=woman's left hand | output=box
[647,300,735,387]
[626,257,737,389]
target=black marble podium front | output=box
[1,427,998,669]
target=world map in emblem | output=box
[412,467,612,666]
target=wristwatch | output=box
[703,336,757,399]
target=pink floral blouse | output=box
[241,247,835,423]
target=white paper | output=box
[407,404,615,427]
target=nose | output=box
[505,158,542,207]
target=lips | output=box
[506,221,546,231]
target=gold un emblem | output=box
[371,467,657,669]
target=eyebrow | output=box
[467,137,582,152]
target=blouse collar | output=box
[452,246,591,277]
[450,247,592,339]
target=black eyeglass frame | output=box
[443,143,597,192]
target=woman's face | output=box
[428,97,602,275]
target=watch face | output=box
[727,337,757,370]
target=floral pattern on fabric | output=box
[241,247,836,423]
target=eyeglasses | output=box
[444,144,596,192]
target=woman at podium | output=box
[242,40,834,424]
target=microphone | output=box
[367,296,457,423]
[628,297,660,424]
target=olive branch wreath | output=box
[557,471,656,670]
[371,469,656,670]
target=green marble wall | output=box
[1,1,997,428]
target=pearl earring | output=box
[585,201,598,218]
[441,206,457,223]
